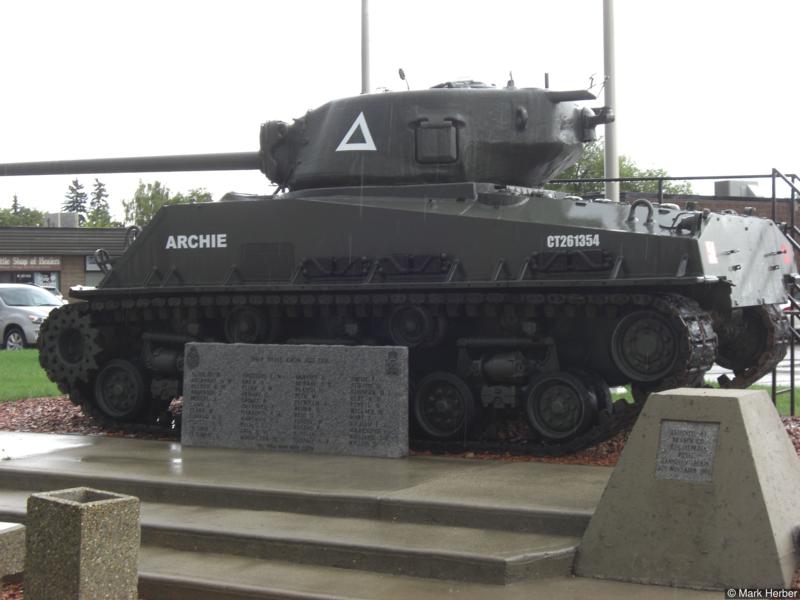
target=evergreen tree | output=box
[63,179,88,224]
[11,194,20,214]
[86,178,114,227]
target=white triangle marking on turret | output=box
[335,112,377,152]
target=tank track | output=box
[41,290,787,454]
[717,304,790,389]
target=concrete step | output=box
[0,488,578,584]
[137,546,718,600]
[0,461,591,536]
[0,434,719,599]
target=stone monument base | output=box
[182,343,409,458]
[575,388,800,589]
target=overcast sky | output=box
[1,0,798,221]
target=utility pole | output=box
[361,0,370,94]
[603,0,619,201]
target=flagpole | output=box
[361,0,370,94]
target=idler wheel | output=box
[94,359,148,421]
[413,372,476,439]
[389,305,434,347]
[610,310,679,383]
[38,304,101,385]
[525,372,597,442]
[224,307,267,343]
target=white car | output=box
[0,284,62,350]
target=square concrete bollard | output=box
[25,487,140,600]
[0,522,25,577]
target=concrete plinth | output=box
[0,522,25,577]
[25,487,140,600]
[575,388,800,590]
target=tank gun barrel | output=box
[0,152,262,177]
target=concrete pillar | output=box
[576,388,800,589]
[25,487,140,600]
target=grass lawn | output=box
[612,383,799,416]
[0,349,60,402]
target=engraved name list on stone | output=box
[185,369,223,441]
[182,343,409,458]
[655,419,720,483]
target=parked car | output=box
[0,284,63,350]
[38,285,68,305]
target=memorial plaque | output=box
[655,419,719,483]
[182,343,408,458]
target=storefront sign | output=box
[0,256,62,271]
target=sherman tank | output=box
[0,81,794,453]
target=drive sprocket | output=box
[38,303,102,386]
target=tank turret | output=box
[1,83,612,190]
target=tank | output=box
[0,81,793,453]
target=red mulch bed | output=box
[3,395,800,465]
[1,396,800,596]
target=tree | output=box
[63,179,88,224]
[122,181,213,227]
[86,178,116,228]
[0,201,43,226]
[550,141,693,197]
[172,188,213,205]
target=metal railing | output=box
[770,169,800,415]
[552,169,800,415]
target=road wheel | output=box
[413,372,476,439]
[525,372,597,442]
[94,359,148,421]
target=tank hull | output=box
[81,185,790,310]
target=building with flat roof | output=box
[0,227,128,298]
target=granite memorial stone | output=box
[25,487,140,600]
[182,343,408,458]
[575,388,800,590]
